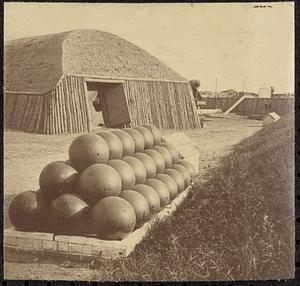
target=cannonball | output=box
[97,131,123,159]
[171,164,192,186]
[9,191,43,231]
[178,160,197,177]
[107,159,136,190]
[69,134,109,172]
[155,173,178,200]
[132,184,160,214]
[144,149,165,173]
[145,178,170,207]
[79,164,122,204]
[160,143,180,164]
[123,128,145,152]
[142,124,162,145]
[39,161,79,200]
[133,152,157,178]
[152,145,173,168]
[49,193,89,232]
[120,190,150,228]
[122,156,147,184]
[133,126,154,149]
[164,168,185,193]
[90,196,136,240]
[110,130,135,156]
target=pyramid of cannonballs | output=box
[9,125,196,240]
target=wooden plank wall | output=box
[5,77,201,134]
[205,97,239,111]
[4,76,90,134]
[124,80,201,129]
[204,97,294,116]
[54,75,90,134]
[5,92,47,133]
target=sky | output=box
[4,2,294,93]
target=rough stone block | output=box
[4,228,54,241]
[4,235,19,246]
[42,240,57,251]
[55,235,103,246]
[117,248,127,257]
[57,241,68,252]
[19,237,43,249]
[97,246,127,259]
[82,244,92,255]
[68,243,83,254]
[106,247,127,258]
[91,245,104,256]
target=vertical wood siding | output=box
[124,80,201,129]
[204,97,294,116]
[5,77,201,133]
[5,93,46,133]
[4,75,90,134]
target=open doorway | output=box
[85,81,131,129]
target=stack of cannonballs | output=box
[9,125,196,240]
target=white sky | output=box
[4,2,294,93]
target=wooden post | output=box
[72,76,82,133]
[65,76,75,133]
[83,80,92,132]
[57,82,66,133]
[78,78,88,132]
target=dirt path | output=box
[187,114,262,176]
[4,114,262,280]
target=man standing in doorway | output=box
[189,79,202,107]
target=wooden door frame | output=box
[83,78,131,130]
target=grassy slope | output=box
[6,116,294,281]
[105,115,294,281]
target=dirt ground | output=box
[4,114,262,197]
[4,114,263,280]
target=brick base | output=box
[4,185,192,259]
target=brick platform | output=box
[5,185,192,259]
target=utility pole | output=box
[242,80,247,97]
[215,78,218,97]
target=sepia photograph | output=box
[3,2,295,281]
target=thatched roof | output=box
[5,32,68,94]
[5,29,187,94]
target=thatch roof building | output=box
[4,29,200,134]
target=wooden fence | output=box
[204,97,294,116]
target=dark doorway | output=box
[86,81,131,129]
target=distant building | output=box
[258,87,272,98]
[272,93,294,98]
[263,112,281,127]
[220,89,239,98]
[200,91,217,98]
[200,90,258,98]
